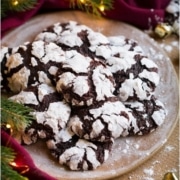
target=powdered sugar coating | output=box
[119,76,149,101]
[111,54,159,101]
[68,95,166,141]
[46,128,113,170]
[68,98,131,142]
[9,83,71,145]
[1,40,66,93]
[151,99,167,126]
[108,36,144,53]
[90,35,160,101]
[34,21,109,59]
[56,50,115,106]
[63,50,92,73]
[124,96,167,135]
[34,22,160,102]
[35,21,92,44]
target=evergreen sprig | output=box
[70,0,114,16]
[1,0,38,18]
[1,0,114,18]
[1,146,28,180]
[1,97,35,133]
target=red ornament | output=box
[1,130,57,180]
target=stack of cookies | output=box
[1,21,166,171]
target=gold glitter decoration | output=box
[163,172,179,180]
[154,23,173,38]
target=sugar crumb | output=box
[122,149,128,154]
[152,160,160,165]
[164,45,172,53]
[168,167,177,173]
[164,145,175,152]
[135,144,140,149]
[143,177,154,180]
[171,41,178,47]
[143,168,154,176]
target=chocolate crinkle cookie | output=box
[34,21,109,59]
[94,37,160,101]
[46,128,113,171]
[9,83,71,145]
[68,97,132,142]
[124,95,167,136]
[34,22,160,102]
[112,54,159,101]
[68,96,166,142]
[56,50,115,106]
[1,21,167,171]
[1,40,66,93]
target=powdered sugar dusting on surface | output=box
[164,145,175,152]
[160,41,179,54]
[144,168,154,176]
[122,138,178,180]
[163,45,173,53]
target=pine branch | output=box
[1,1,9,17]
[1,97,35,133]
[8,0,38,12]
[70,0,114,17]
[1,146,28,180]
[1,0,38,18]
[1,146,16,164]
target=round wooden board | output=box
[2,11,179,180]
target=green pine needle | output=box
[1,0,38,18]
[70,0,114,17]
[1,1,9,17]
[1,146,28,180]
[1,97,35,132]
[1,146,16,164]
[8,0,38,12]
